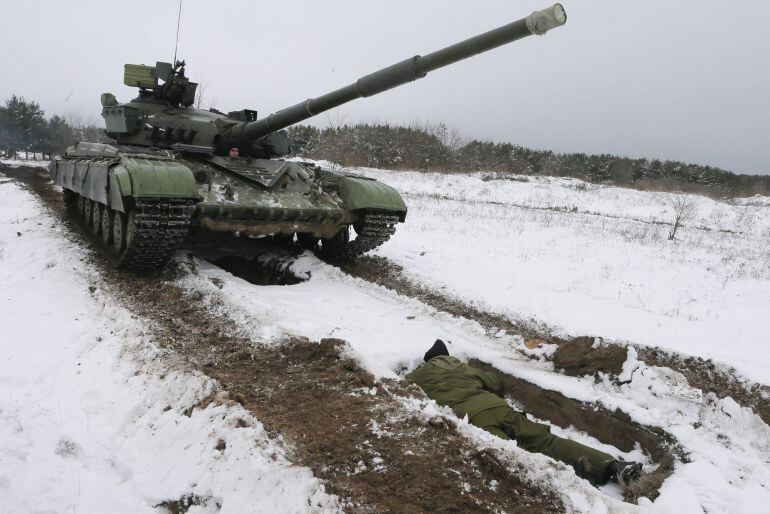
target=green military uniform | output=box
[406,355,615,485]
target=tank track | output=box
[117,199,195,272]
[322,212,400,261]
[348,212,400,256]
[66,192,194,273]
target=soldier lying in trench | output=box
[406,340,643,488]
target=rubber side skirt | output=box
[195,217,345,238]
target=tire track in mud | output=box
[339,255,770,427]
[2,165,564,512]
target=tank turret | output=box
[51,4,568,273]
[102,5,566,158]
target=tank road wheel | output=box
[77,195,88,221]
[124,210,138,250]
[83,197,93,224]
[112,210,126,253]
[63,190,79,218]
[68,195,194,274]
[90,202,102,236]
[101,207,114,245]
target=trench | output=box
[467,358,682,504]
[340,255,770,427]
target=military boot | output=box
[608,461,643,489]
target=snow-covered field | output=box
[353,168,770,385]
[2,159,769,513]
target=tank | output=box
[50,4,566,272]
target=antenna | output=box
[173,0,183,66]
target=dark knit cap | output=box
[424,339,449,362]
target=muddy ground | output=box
[2,165,566,511]
[341,256,770,427]
[6,163,753,510]
[130,289,564,513]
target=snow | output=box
[0,156,51,169]
[3,158,770,513]
[176,253,511,379]
[352,168,770,385]
[175,251,770,513]
[172,164,770,513]
[0,180,338,512]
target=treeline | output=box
[3,93,767,198]
[0,95,108,159]
[288,123,770,198]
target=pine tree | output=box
[0,95,47,158]
[43,115,78,157]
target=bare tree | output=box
[64,111,84,129]
[324,110,349,131]
[415,120,467,152]
[668,193,697,240]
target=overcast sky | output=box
[1,1,768,174]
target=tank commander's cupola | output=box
[124,60,198,107]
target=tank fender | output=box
[337,175,407,221]
[48,160,61,185]
[81,161,110,204]
[49,159,74,190]
[108,164,132,212]
[118,155,199,198]
[49,159,109,202]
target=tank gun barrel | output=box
[222,4,566,149]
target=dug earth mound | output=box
[551,336,628,377]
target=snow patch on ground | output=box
[0,156,51,169]
[0,181,338,512]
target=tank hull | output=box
[50,142,407,272]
